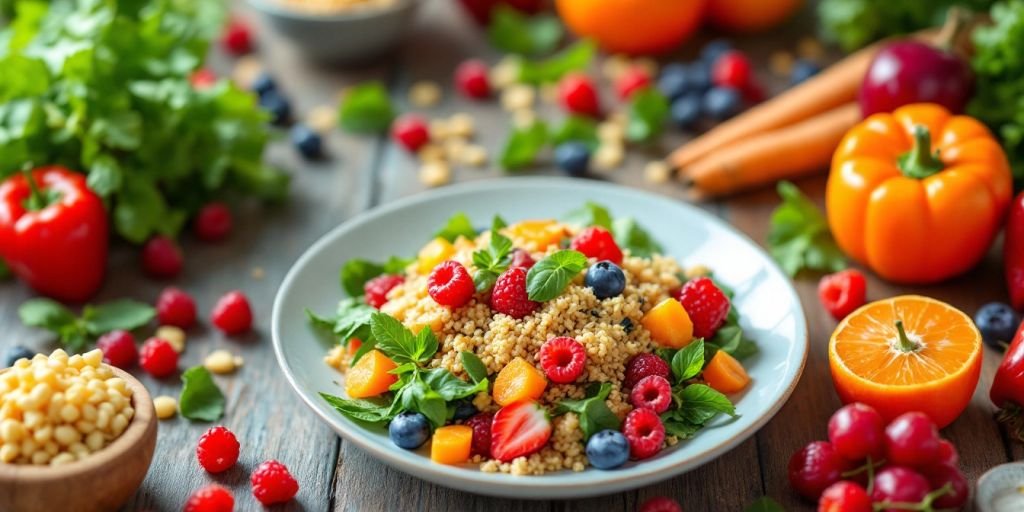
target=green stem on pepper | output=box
[898,126,945,180]
[20,165,46,212]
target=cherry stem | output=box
[871,483,953,511]
[895,320,920,353]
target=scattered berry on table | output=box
[623,353,670,389]
[975,302,1020,349]
[455,59,491,99]
[818,269,867,320]
[139,337,178,378]
[537,336,587,384]
[657,63,690,101]
[211,290,253,335]
[3,345,33,367]
[490,400,552,462]
[937,438,959,466]
[638,496,683,512]
[817,481,872,512]
[389,411,432,450]
[509,249,535,270]
[249,72,276,97]
[251,459,300,505]
[669,93,702,129]
[364,274,404,309]
[870,466,931,508]
[391,114,431,153]
[883,412,940,467]
[196,426,240,474]
[466,412,493,457]
[554,142,591,177]
[220,19,253,55]
[673,277,729,338]
[194,202,233,242]
[259,90,291,126]
[452,399,478,421]
[558,73,601,117]
[623,407,665,460]
[615,66,652,100]
[787,441,853,500]
[184,484,234,512]
[585,429,630,470]
[711,50,753,90]
[141,235,183,278]
[490,267,539,319]
[427,260,476,308]
[291,124,323,160]
[701,39,733,67]
[189,68,217,90]
[571,226,623,264]
[96,330,137,369]
[685,62,712,92]
[923,463,969,509]
[156,287,197,329]
[585,260,626,299]
[702,86,742,120]
[629,375,672,414]
[790,59,821,86]
[826,402,885,461]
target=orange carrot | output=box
[345,349,398,398]
[703,351,750,394]
[685,103,861,198]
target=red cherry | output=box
[211,291,253,335]
[937,439,959,466]
[141,236,183,279]
[711,50,753,89]
[194,202,233,242]
[884,412,941,467]
[923,463,969,509]
[221,19,253,56]
[871,466,931,512]
[827,403,885,461]
[558,73,601,117]
[615,67,651,100]
[391,114,430,153]
[455,59,491,99]
[788,441,854,500]
[817,481,872,512]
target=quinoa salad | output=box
[308,203,757,475]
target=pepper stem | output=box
[895,320,920,353]
[20,165,46,212]
[898,126,944,179]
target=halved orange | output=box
[828,295,982,428]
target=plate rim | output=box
[271,177,809,498]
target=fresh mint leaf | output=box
[339,82,395,134]
[671,339,705,382]
[744,497,786,512]
[179,366,226,422]
[414,325,439,363]
[554,382,620,440]
[626,88,669,142]
[526,249,588,301]
[340,259,385,297]
[460,351,489,384]
[391,373,448,428]
[351,338,379,365]
[320,393,392,424]
[500,120,549,171]
[422,367,488,401]
[552,116,599,148]
[370,312,420,364]
[518,40,596,84]
[492,215,508,231]
[678,384,735,425]
[660,411,702,440]
[612,217,662,258]
[333,298,376,343]
[768,181,846,276]
[18,298,76,331]
[81,299,155,336]
[472,229,514,292]
[435,212,477,243]
[20,298,154,354]
[564,202,612,230]
[487,5,563,56]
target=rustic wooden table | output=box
[0,2,1017,511]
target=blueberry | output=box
[259,90,291,126]
[586,429,629,469]
[670,93,702,130]
[701,39,733,67]
[702,87,742,121]
[4,345,33,368]
[975,302,1020,350]
[388,411,431,450]
[585,260,626,299]
[250,72,276,98]
[554,142,591,177]
[290,124,322,159]
[657,63,690,101]
[451,400,477,421]
[685,62,712,93]
[790,59,821,86]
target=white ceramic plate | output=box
[272,178,808,499]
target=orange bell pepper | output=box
[826,103,1012,284]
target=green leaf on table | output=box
[767,181,846,277]
[460,351,489,384]
[19,298,76,331]
[564,201,612,230]
[339,82,395,134]
[554,382,620,440]
[625,88,669,143]
[81,299,155,336]
[500,120,549,171]
[677,384,735,425]
[552,116,599,149]
[612,217,662,258]
[487,5,563,56]
[472,228,514,292]
[526,249,587,301]
[518,40,596,84]
[743,497,786,512]
[670,339,705,382]
[435,212,477,243]
[179,366,226,422]
[320,393,392,424]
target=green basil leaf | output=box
[339,82,395,134]
[767,181,846,276]
[179,366,226,422]
[487,5,563,56]
[422,367,487,401]
[18,298,76,331]
[81,299,155,336]
[500,120,549,171]
[678,384,735,425]
[743,497,786,512]
[554,382,619,440]
[671,339,705,382]
[460,351,489,384]
[552,116,599,148]
[518,40,596,84]
[331,297,376,344]
[564,201,612,230]
[392,375,448,428]
[435,212,477,243]
[370,311,418,364]
[492,215,508,231]
[351,337,379,365]
[414,326,439,363]
[660,411,702,440]
[612,216,662,258]
[526,249,587,301]
[625,88,669,142]
[58,327,90,355]
[340,259,385,297]
[320,392,392,424]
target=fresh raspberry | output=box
[624,353,671,389]
[211,291,253,335]
[570,227,623,264]
[391,114,430,152]
[673,277,730,338]
[221,19,253,55]
[184,484,234,512]
[537,336,586,383]
[490,267,539,319]
[509,249,535,270]
[427,261,475,308]
[251,459,299,505]
[139,337,178,378]
[818,269,867,320]
[630,375,672,413]
[455,59,491,99]
[96,330,137,369]
[558,73,601,117]
[196,426,240,474]
[141,235,183,278]
[194,202,233,242]
[189,68,217,90]
[615,67,652,100]
[364,274,404,309]
[466,412,493,457]
[156,287,197,328]
[711,50,752,89]
[639,496,683,512]
[623,408,665,460]
[818,481,872,512]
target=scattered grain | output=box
[408,80,442,108]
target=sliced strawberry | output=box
[490,400,552,462]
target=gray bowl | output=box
[248,0,420,65]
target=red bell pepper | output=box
[0,166,108,302]
[1004,191,1024,311]
[992,319,1024,441]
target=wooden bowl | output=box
[0,366,158,512]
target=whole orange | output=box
[706,0,802,33]
[554,0,706,55]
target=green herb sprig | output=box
[767,181,846,277]
[554,382,620,440]
[526,249,588,301]
[18,298,155,353]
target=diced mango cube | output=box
[641,298,694,348]
[431,425,473,464]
